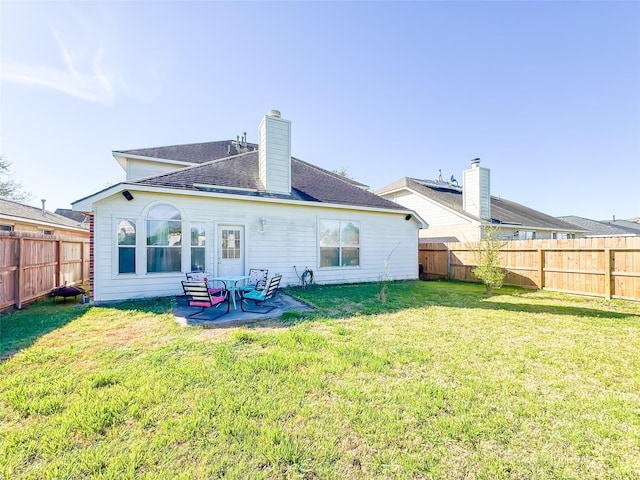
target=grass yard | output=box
[1,281,639,479]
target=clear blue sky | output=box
[1,1,639,220]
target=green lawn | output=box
[1,281,639,479]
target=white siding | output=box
[258,114,291,194]
[92,192,418,303]
[387,191,471,227]
[127,159,184,181]
[462,166,491,220]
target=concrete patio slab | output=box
[174,291,312,327]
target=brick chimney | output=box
[258,109,291,194]
[462,158,491,220]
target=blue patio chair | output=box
[240,274,282,313]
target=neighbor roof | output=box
[0,198,89,230]
[601,219,640,234]
[377,177,580,231]
[126,150,406,211]
[55,208,91,224]
[557,216,639,237]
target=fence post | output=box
[447,248,451,280]
[81,241,86,284]
[537,248,544,290]
[16,238,23,309]
[56,240,62,286]
[604,248,612,300]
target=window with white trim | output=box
[319,219,360,267]
[553,232,575,239]
[117,219,136,274]
[190,222,206,272]
[147,205,182,273]
[0,224,13,231]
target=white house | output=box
[73,110,423,303]
[377,158,582,243]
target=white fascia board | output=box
[72,184,125,211]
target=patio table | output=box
[209,275,250,310]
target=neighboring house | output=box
[0,198,89,238]
[72,110,424,303]
[377,158,581,242]
[55,208,91,226]
[558,216,640,238]
[600,218,640,234]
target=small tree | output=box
[472,225,506,295]
[332,166,354,180]
[378,243,400,302]
[0,155,32,203]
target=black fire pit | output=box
[50,285,86,303]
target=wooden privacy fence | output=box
[0,232,90,310]
[419,237,640,301]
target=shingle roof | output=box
[55,208,91,224]
[115,140,259,164]
[377,177,579,231]
[115,139,370,190]
[601,219,640,233]
[129,151,406,211]
[557,216,638,236]
[0,198,89,230]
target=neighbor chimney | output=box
[462,158,491,220]
[258,109,291,194]
[41,199,46,215]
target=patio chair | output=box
[181,280,230,319]
[240,274,282,313]
[185,272,223,295]
[241,268,268,294]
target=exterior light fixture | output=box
[260,217,267,231]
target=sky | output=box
[1,1,639,221]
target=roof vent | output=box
[268,109,281,118]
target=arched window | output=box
[147,205,182,273]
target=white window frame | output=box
[318,218,361,268]
[117,218,137,275]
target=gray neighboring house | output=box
[558,216,640,237]
[0,198,89,238]
[377,159,582,242]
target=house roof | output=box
[377,177,580,231]
[601,219,640,233]
[55,208,91,224]
[114,140,370,190]
[125,151,406,211]
[0,198,89,231]
[115,140,259,164]
[557,216,639,237]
